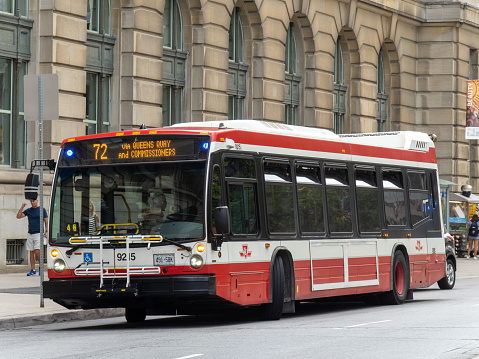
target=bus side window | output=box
[325,165,352,234]
[383,170,406,226]
[264,161,295,234]
[355,167,380,233]
[225,157,258,235]
[408,171,430,226]
[296,164,324,234]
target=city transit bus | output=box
[43,120,449,322]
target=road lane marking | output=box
[333,319,391,329]
[174,355,204,359]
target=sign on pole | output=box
[24,74,59,308]
[24,74,59,122]
[466,80,479,139]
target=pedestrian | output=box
[467,213,479,260]
[88,200,99,235]
[16,199,48,276]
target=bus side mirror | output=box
[25,173,39,200]
[214,206,230,235]
[213,206,230,251]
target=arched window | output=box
[284,23,301,125]
[333,39,347,133]
[162,0,186,126]
[85,0,114,135]
[228,7,248,120]
[0,0,30,167]
[376,51,388,132]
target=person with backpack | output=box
[467,213,479,259]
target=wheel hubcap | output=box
[446,263,454,285]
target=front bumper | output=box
[43,275,218,312]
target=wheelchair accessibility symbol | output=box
[84,253,93,263]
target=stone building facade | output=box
[0,0,478,271]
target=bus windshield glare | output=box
[50,161,206,244]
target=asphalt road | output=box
[1,277,479,359]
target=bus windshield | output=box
[50,161,206,244]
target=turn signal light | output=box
[197,244,205,253]
[51,249,59,257]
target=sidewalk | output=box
[0,272,122,329]
[0,257,478,330]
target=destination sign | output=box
[60,135,210,166]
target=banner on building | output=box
[466,80,479,139]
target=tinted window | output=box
[384,191,406,226]
[265,161,295,233]
[325,165,351,233]
[264,162,292,182]
[408,172,430,226]
[408,172,427,190]
[229,183,258,235]
[327,188,352,233]
[325,165,348,186]
[296,164,324,233]
[356,168,380,233]
[383,170,406,226]
[224,157,256,178]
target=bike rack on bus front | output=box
[69,235,163,293]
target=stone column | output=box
[417,24,465,186]
[120,1,163,129]
[37,0,87,159]
[191,0,229,122]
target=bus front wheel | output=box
[381,250,410,305]
[260,256,285,320]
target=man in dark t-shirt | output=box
[16,199,48,276]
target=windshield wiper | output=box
[161,237,192,251]
[66,245,82,257]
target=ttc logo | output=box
[239,245,252,259]
[415,240,423,251]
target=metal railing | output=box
[6,239,24,265]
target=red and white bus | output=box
[43,120,452,322]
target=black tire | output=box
[260,256,285,320]
[381,251,410,305]
[437,257,456,290]
[125,307,146,323]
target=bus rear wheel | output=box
[381,250,409,305]
[260,256,285,320]
[125,307,146,323]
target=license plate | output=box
[153,253,175,266]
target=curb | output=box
[0,308,123,330]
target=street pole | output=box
[24,73,58,309]
[38,76,44,308]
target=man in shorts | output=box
[16,199,48,276]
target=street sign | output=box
[24,74,59,122]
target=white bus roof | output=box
[171,120,435,152]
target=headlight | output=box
[53,259,66,273]
[190,254,204,269]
